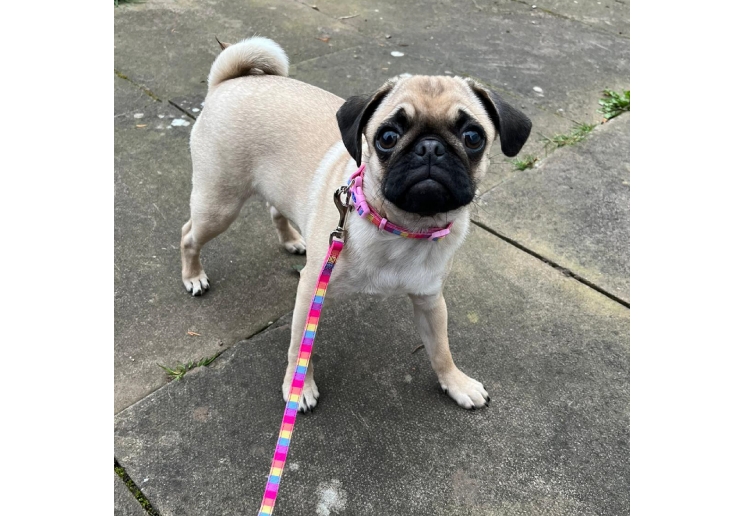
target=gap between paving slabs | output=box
[473,219,629,308]
[472,111,629,309]
[116,459,159,516]
[473,113,630,305]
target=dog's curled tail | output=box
[207,37,289,94]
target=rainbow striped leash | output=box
[257,182,351,516]
[257,238,343,516]
[258,165,454,515]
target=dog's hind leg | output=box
[180,194,247,296]
[269,205,306,254]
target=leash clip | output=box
[330,183,352,245]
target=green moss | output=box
[114,69,161,102]
[115,462,160,515]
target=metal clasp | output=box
[329,184,352,245]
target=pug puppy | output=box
[181,37,531,411]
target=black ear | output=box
[336,83,394,166]
[468,80,532,157]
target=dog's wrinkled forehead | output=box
[366,76,495,139]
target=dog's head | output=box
[337,75,531,217]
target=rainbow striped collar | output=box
[347,164,453,241]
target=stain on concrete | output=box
[316,479,348,515]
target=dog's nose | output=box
[415,138,446,159]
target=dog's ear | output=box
[467,79,532,157]
[336,82,394,166]
[215,37,231,51]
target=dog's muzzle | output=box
[383,137,475,216]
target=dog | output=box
[181,37,531,411]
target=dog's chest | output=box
[328,222,457,297]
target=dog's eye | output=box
[376,130,399,151]
[463,131,484,151]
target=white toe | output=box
[284,239,306,255]
[283,376,319,412]
[439,369,490,409]
[183,272,209,296]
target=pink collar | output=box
[347,164,453,241]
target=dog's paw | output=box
[439,369,489,409]
[283,238,306,255]
[183,272,210,296]
[283,376,319,413]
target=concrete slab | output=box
[308,0,630,122]
[305,0,524,39]
[114,75,304,413]
[115,473,147,516]
[114,0,366,99]
[115,225,629,516]
[474,114,630,303]
[535,0,630,37]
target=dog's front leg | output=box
[282,264,322,412]
[409,292,490,409]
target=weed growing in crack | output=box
[542,123,595,151]
[159,352,221,381]
[598,89,630,120]
[511,155,538,171]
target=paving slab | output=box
[114,75,304,413]
[534,0,630,37]
[115,473,148,516]
[115,224,629,516]
[474,114,630,303]
[308,0,630,122]
[114,0,366,99]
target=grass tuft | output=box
[542,123,595,151]
[511,155,538,171]
[598,89,630,120]
[158,352,221,381]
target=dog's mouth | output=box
[383,166,475,216]
[398,177,455,216]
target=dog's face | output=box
[337,76,532,217]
